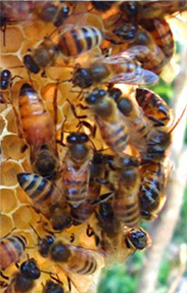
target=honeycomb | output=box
[0,1,186,293]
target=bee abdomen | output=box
[0,235,27,270]
[58,26,104,57]
[70,253,97,275]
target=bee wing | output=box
[109,68,158,85]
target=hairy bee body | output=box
[62,133,93,208]
[140,18,174,61]
[58,26,104,57]
[50,241,98,275]
[18,84,55,150]
[136,88,171,128]
[17,173,62,217]
[0,235,27,271]
[109,88,151,152]
[85,89,129,154]
[139,162,166,220]
[112,155,140,227]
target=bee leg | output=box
[0,271,9,280]
[91,192,115,205]
[148,115,165,127]
[86,224,95,237]
[66,98,87,119]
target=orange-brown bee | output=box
[62,132,93,208]
[139,162,166,220]
[71,152,105,225]
[33,1,75,27]
[84,89,129,154]
[24,25,104,74]
[110,154,141,228]
[119,1,187,21]
[109,87,151,152]
[135,88,171,128]
[140,18,174,62]
[18,83,55,153]
[0,234,27,271]
[49,241,98,275]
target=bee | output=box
[43,280,65,293]
[109,154,141,228]
[49,241,98,275]
[135,88,171,128]
[62,132,93,208]
[84,89,129,154]
[23,25,104,74]
[32,144,60,180]
[96,202,121,239]
[139,162,166,221]
[18,83,55,153]
[91,1,116,12]
[119,1,187,21]
[109,87,151,152]
[5,258,41,293]
[34,1,75,27]
[72,48,158,89]
[70,152,105,225]
[17,173,64,218]
[140,18,174,62]
[0,234,27,271]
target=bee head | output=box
[85,89,106,105]
[20,258,41,280]
[126,228,149,250]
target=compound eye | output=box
[67,133,79,144]
[127,2,138,16]
[46,235,54,245]
[80,133,88,143]
[117,98,133,116]
[2,69,11,78]
[108,88,122,100]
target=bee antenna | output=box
[8,65,25,69]
[168,105,187,134]
[29,224,41,240]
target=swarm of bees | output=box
[0,1,186,292]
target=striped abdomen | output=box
[139,163,165,218]
[113,169,140,227]
[63,157,90,208]
[71,180,100,224]
[141,18,174,60]
[0,235,27,271]
[136,88,171,128]
[18,84,54,149]
[68,249,97,275]
[58,26,104,57]
[96,112,129,154]
[17,173,60,216]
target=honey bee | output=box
[32,144,60,180]
[119,1,187,21]
[70,152,105,225]
[17,173,64,218]
[0,234,27,271]
[109,87,151,152]
[139,162,166,221]
[43,280,64,293]
[135,88,171,128]
[34,1,75,27]
[18,83,55,154]
[49,241,98,275]
[84,89,129,154]
[5,258,41,293]
[62,132,93,208]
[72,49,158,89]
[109,154,141,228]
[23,25,104,74]
[96,202,121,239]
[140,18,174,63]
